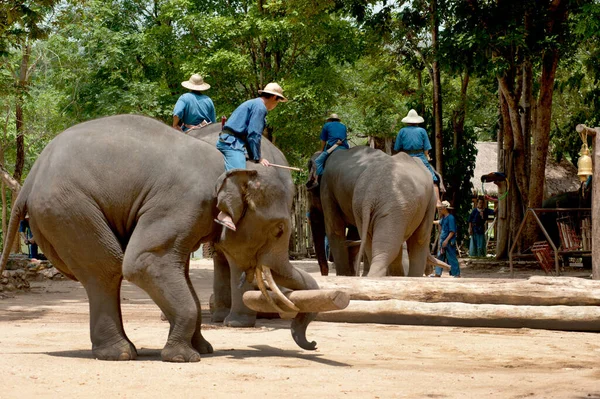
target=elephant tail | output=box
[0,186,28,275]
[354,204,372,276]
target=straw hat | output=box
[181,74,211,91]
[440,200,453,209]
[401,109,424,124]
[326,113,340,121]
[258,82,288,102]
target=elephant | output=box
[185,123,316,329]
[0,114,318,362]
[310,146,444,276]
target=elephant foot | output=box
[224,312,256,328]
[161,343,201,363]
[92,338,138,361]
[192,335,214,354]
[319,264,329,276]
[211,308,230,323]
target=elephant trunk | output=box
[270,262,320,351]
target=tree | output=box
[450,0,590,258]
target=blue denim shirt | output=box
[320,121,349,149]
[173,93,216,131]
[221,98,268,161]
[394,126,432,152]
[440,214,457,246]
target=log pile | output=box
[310,276,600,332]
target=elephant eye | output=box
[273,222,285,238]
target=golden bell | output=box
[577,143,593,183]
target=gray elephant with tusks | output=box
[187,123,315,329]
[0,115,318,362]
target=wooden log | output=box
[313,276,600,306]
[315,300,600,331]
[243,289,350,313]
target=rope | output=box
[482,179,509,201]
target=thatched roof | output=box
[472,142,580,199]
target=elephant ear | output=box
[215,169,259,224]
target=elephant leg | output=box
[123,221,203,362]
[388,244,405,276]
[39,212,135,361]
[211,249,231,323]
[85,275,137,360]
[368,220,405,277]
[406,221,434,277]
[407,197,437,277]
[185,256,213,355]
[223,258,256,328]
[322,190,353,275]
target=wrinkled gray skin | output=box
[187,124,318,335]
[0,115,318,362]
[317,146,436,276]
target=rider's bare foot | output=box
[215,212,236,231]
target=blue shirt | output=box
[221,98,268,162]
[468,207,494,235]
[173,93,216,131]
[394,126,432,152]
[320,121,349,149]
[439,214,457,246]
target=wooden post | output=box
[576,124,600,280]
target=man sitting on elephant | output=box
[172,74,216,132]
[215,82,288,231]
[394,109,442,208]
[306,113,349,190]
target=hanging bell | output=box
[577,143,593,183]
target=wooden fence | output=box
[289,184,315,259]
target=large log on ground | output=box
[315,300,600,331]
[314,276,600,306]
[243,289,350,313]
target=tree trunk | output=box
[496,90,511,258]
[13,41,31,184]
[431,0,443,173]
[314,275,600,306]
[315,300,600,332]
[449,70,469,205]
[1,181,6,248]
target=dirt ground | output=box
[1,259,599,399]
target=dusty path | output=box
[1,260,599,398]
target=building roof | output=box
[472,142,581,198]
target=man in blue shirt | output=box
[306,114,349,190]
[394,109,442,208]
[172,74,216,132]
[431,201,460,277]
[468,198,494,257]
[19,216,38,259]
[215,82,287,231]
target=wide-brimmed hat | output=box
[440,200,454,209]
[181,74,211,91]
[401,109,424,124]
[326,113,340,121]
[258,82,288,102]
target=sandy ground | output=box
[1,260,599,399]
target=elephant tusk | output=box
[262,266,300,312]
[255,265,287,314]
